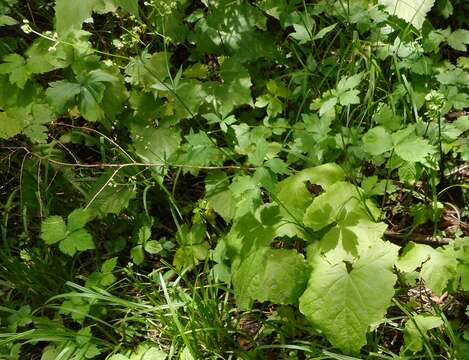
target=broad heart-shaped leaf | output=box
[379,0,435,30]
[67,208,95,232]
[303,181,378,231]
[320,213,388,264]
[232,247,310,310]
[41,216,68,244]
[276,163,345,237]
[299,240,398,354]
[59,228,95,256]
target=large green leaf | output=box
[276,163,345,237]
[233,247,310,309]
[319,214,388,264]
[303,182,368,231]
[299,241,398,353]
[379,0,435,29]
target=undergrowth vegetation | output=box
[0,0,468,359]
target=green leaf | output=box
[320,214,388,264]
[87,178,136,216]
[379,0,435,29]
[225,210,277,260]
[397,242,435,272]
[59,229,94,256]
[290,23,312,43]
[0,53,29,88]
[233,247,310,309]
[205,171,235,222]
[144,240,163,254]
[319,96,337,116]
[131,245,144,265]
[208,58,252,116]
[0,109,28,139]
[112,0,139,17]
[142,347,167,360]
[373,104,402,131]
[60,295,90,322]
[67,208,94,232]
[337,73,363,92]
[0,15,17,26]
[173,224,210,270]
[101,257,118,273]
[338,89,360,106]
[394,136,435,163]
[41,216,68,245]
[447,29,469,52]
[79,69,118,122]
[420,248,458,295]
[176,131,223,175]
[303,182,367,231]
[398,242,458,294]
[131,124,181,170]
[55,0,97,34]
[299,241,398,354]
[314,23,337,40]
[362,126,393,156]
[403,314,443,353]
[46,80,81,114]
[125,52,169,87]
[276,163,345,237]
[109,356,129,360]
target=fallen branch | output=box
[384,231,451,246]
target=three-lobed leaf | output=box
[41,209,95,256]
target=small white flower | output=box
[20,24,32,34]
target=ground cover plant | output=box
[0,0,468,359]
